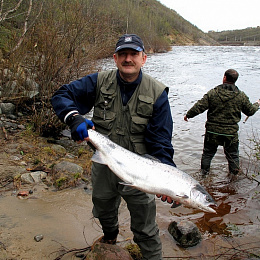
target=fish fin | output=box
[119,181,134,187]
[91,150,107,165]
[118,182,136,192]
[122,186,135,192]
[141,154,161,162]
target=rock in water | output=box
[168,220,202,248]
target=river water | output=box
[143,46,260,171]
[1,46,260,259]
[102,46,260,170]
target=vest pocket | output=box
[131,116,148,133]
[92,109,116,130]
[137,95,153,117]
[130,136,147,155]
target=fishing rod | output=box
[243,116,249,124]
[243,98,260,124]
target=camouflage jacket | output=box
[186,83,259,135]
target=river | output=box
[144,46,260,172]
[1,46,260,259]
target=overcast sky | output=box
[158,0,260,32]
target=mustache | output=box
[122,61,135,66]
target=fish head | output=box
[191,184,217,213]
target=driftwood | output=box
[0,95,39,105]
[2,127,8,140]
[53,245,91,260]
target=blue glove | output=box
[67,114,94,141]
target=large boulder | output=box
[168,220,202,248]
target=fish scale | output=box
[88,129,217,213]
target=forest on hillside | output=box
[208,27,260,45]
[0,0,217,134]
[0,0,216,77]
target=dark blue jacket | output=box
[51,70,176,167]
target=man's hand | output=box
[184,115,188,121]
[156,194,182,208]
[156,194,173,204]
[67,114,94,142]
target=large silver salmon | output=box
[88,129,217,213]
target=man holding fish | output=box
[52,34,177,259]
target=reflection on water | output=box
[177,170,259,237]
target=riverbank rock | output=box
[87,243,133,260]
[50,144,67,156]
[0,103,15,115]
[52,160,84,189]
[21,171,47,184]
[0,114,26,140]
[168,220,202,248]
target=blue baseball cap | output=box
[115,34,145,53]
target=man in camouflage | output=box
[184,69,260,176]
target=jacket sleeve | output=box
[51,73,98,122]
[145,90,176,167]
[186,92,210,119]
[241,92,259,116]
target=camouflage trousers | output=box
[201,131,239,174]
[91,162,162,260]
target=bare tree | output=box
[0,0,43,54]
[0,0,23,22]
[11,0,43,53]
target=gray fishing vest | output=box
[92,69,167,154]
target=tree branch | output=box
[0,0,23,22]
[10,0,43,53]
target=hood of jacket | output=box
[214,83,241,103]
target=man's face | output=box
[113,49,147,82]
